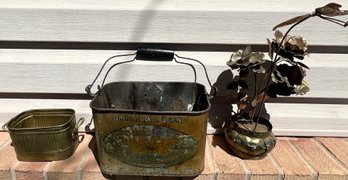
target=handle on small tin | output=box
[2,123,9,132]
[73,118,85,142]
[76,117,85,130]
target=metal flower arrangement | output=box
[224,3,348,159]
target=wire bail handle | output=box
[85,48,217,97]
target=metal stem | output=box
[252,14,314,131]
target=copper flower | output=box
[294,80,310,95]
[274,30,308,60]
[269,62,309,97]
[227,46,267,74]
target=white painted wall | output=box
[0,1,347,136]
[0,0,347,45]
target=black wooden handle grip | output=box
[136,48,174,61]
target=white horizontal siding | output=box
[0,0,347,45]
[0,1,347,136]
[1,0,344,11]
[1,49,347,136]
[0,49,347,98]
[1,99,347,137]
[268,103,348,137]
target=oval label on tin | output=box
[102,125,198,168]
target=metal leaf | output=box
[272,14,311,30]
[315,3,343,16]
[325,3,342,9]
[296,61,310,69]
[227,81,239,90]
[239,68,250,78]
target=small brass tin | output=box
[3,109,84,161]
[90,81,210,176]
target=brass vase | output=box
[224,116,276,159]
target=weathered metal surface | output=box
[103,125,198,168]
[224,118,276,159]
[90,81,210,176]
[2,109,83,161]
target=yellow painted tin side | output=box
[93,111,208,176]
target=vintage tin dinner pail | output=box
[86,48,216,176]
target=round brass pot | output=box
[224,117,276,159]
